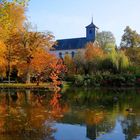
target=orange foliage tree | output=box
[49,58,67,115]
[31,49,56,85]
[84,42,104,74]
[85,42,104,61]
[14,27,55,83]
[17,48,56,85]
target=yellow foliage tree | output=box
[0,2,26,82]
[0,41,6,77]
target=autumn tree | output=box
[63,54,75,76]
[31,49,56,85]
[49,58,66,113]
[15,25,55,83]
[0,41,6,79]
[84,42,104,74]
[85,42,104,60]
[0,1,26,82]
[74,42,104,75]
[120,26,140,48]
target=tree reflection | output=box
[121,114,140,140]
[0,90,68,140]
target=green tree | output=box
[120,26,140,48]
[104,43,116,53]
[96,31,116,51]
[126,47,140,66]
[101,50,129,73]
[118,51,129,72]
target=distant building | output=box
[51,19,98,58]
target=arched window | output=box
[71,51,75,58]
[59,52,62,58]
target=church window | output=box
[59,52,62,58]
[89,30,92,34]
[72,51,75,58]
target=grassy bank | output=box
[0,83,49,89]
[0,82,71,90]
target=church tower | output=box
[86,18,98,41]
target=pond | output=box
[0,88,140,140]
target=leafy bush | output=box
[71,73,140,87]
[74,75,84,87]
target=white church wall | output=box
[50,49,80,58]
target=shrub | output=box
[71,73,140,87]
[74,75,84,87]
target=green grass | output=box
[61,81,72,92]
[0,81,72,90]
[0,83,49,89]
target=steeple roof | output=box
[86,20,99,29]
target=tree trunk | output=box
[7,61,11,83]
[7,45,11,83]
[36,80,40,86]
[26,72,31,84]
[26,64,31,84]
[36,74,40,86]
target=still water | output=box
[0,88,140,140]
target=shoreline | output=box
[0,83,49,89]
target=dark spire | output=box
[85,17,99,29]
[91,16,93,24]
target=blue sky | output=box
[27,0,140,46]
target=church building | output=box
[51,20,98,58]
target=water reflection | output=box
[0,88,140,139]
[0,90,66,140]
[59,88,140,140]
